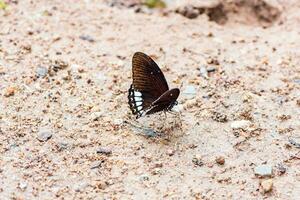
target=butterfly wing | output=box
[132,52,169,97]
[128,52,169,118]
[145,88,180,115]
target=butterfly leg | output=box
[158,111,167,130]
[167,110,183,133]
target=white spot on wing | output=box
[134,96,143,102]
[134,91,142,97]
[135,101,142,106]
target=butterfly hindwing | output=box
[128,84,155,118]
[145,88,180,115]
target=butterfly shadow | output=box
[124,111,184,139]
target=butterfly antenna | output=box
[179,81,183,90]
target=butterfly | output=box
[128,52,180,119]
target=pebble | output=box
[36,66,48,77]
[215,156,225,165]
[254,165,273,177]
[192,155,203,167]
[207,66,216,72]
[172,104,184,112]
[18,182,27,191]
[212,111,228,123]
[90,161,103,169]
[183,85,196,98]
[177,5,200,19]
[200,66,208,79]
[261,179,273,193]
[294,79,300,84]
[90,112,103,121]
[79,35,95,42]
[50,60,68,73]
[166,149,175,156]
[275,163,287,175]
[4,87,16,97]
[288,137,300,148]
[140,174,149,181]
[96,147,112,155]
[37,128,52,142]
[57,142,69,151]
[152,168,161,175]
[230,120,251,129]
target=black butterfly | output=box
[128,52,180,119]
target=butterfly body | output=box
[128,52,180,119]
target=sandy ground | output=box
[0,0,300,199]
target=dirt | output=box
[0,0,300,199]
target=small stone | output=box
[192,155,203,167]
[90,112,103,121]
[200,66,208,79]
[4,87,16,97]
[172,104,184,112]
[207,57,219,65]
[36,66,48,77]
[96,147,112,155]
[254,165,273,177]
[261,179,273,193]
[215,156,225,165]
[94,180,107,190]
[18,182,27,191]
[140,174,149,181]
[79,35,95,42]
[151,168,161,175]
[57,142,69,151]
[90,161,103,169]
[37,128,52,142]
[166,149,175,156]
[212,111,228,123]
[231,120,251,129]
[50,60,68,73]
[288,137,300,149]
[177,5,200,19]
[77,67,85,73]
[274,163,287,175]
[183,85,196,98]
[207,66,216,73]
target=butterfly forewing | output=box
[132,52,169,99]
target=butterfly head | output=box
[166,99,178,111]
